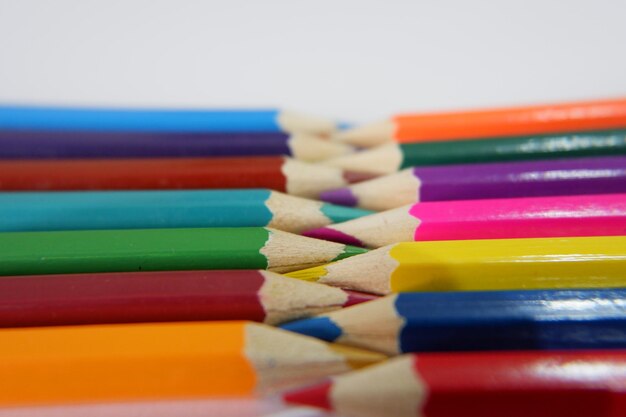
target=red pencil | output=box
[0,270,376,327]
[285,351,626,417]
[0,157,373,198]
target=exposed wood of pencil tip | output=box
[323,143,403,175]
[306,205,418,248]
[261,228,358,273]
[244,323,385,394]
[333,120,395,147]
[289,134,355,162]
[259,270,352,325]
[287,245,396,295]
[266,192,334,234]
[282,159,366,199]
[277,111,338,135]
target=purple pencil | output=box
[320,156,626,211]
[0,130,352,162]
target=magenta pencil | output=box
[304,193,626,248]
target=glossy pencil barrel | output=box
[394,98,626,142]
[0,157,288,191]
[412,156,626,201]
[0,130,294,158]
[399,130,626,167]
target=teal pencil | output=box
[0,189,372,233]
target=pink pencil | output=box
[304,193,626,248]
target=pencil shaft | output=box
[414,156,626,201]
[0,270,267,326]
[394,290,626,352]
[389,236,626,292]
[394,98,626,142]
[0,130,293,158]
[0,106,282,132]
[0,157,287,191]
[0,228,269,275]
[400,130,626,167]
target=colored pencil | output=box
[0,157,373,198]
[0,189,373,233]
[0,270,377,327]
[0,105,337,135]
[282,289,626,354]
[286,236,626,295]
[335,97,626,147]
[303,194,626,248]
[0,227,367,276]
[324,130,626,175]
[0,130,354,162]
[320,156,626,211]
[0,321,386,406]
[284,351,626,417]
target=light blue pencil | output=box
[0,189,372,234]
[0,105,336,135]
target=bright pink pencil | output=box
[304,193,626,248]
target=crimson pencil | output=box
[0,157,373,198]
[0,270,376,327]
[284,351,626,417]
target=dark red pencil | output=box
[0,270,376,327]
[0,156,373,198]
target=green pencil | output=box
[324,130,626,174]
[0,227,367,276]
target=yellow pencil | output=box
[286,236,626,295]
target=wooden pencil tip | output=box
[285,265,329,282]
[333,121,395,147]
[303,227,364,247]
[327,343,388,369]
[319,187,359,207]
[344,290,380,306]
[283,380,334,411]
[343,170,380,184]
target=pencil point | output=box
[319,203,373,223]
[304,227,364,247]
[343,170,379,184]
[285,265,329,282]
[335,245,368,261]
[344,290,379,306]
[283,381,333,411]
[320,187,358,207]
[281,316,342,342]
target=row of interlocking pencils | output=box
[0,98,625,417]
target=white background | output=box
[1,0,625,123]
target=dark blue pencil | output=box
[282,289,626,355]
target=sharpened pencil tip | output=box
[335,245,368,261]
[285,265,329,282]
[344,290,379,306]
[319,187,358,207]
[303,227,364,247]
[319,203,373,224]
[284,381,333,410]
[281,316,342,342]
[343,171,379,184]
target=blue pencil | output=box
[282,289,626,354]
[0,105,336,134]
[0,189,372,234]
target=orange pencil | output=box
[0,321,384,407]
[336,97,626,147]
